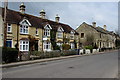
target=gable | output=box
[70,30,75,34]
[58,27,64,32]
[44,24,52,29]
[77,23,97,33]
[19,19,31,26]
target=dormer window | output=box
[57,31,63,38]
[70,31,75,39]
[57,27,64,38]
[44,29,50,36]
[7,23,12,32]
[20,25,28,34]
[19,19,31,34]
[44,24,52,37]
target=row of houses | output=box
[0,3,120,52]
[76,22,117,49]
[0,3,79,52]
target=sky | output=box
[1,2,118,32]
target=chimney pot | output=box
[55,14,60,23]
[40,9,46,19]
[103,25,107,30]
[92,22,96,27]
[20,2,25,14]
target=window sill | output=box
[20,33,29,35]
[57,37,63,39]
[7,32,12,34]
[36,34,39,36]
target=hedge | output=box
[2,47,18,63]
[30,50,78,60]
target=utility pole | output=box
[3,0,8,48]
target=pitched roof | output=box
[1,7,79,35]
[80,22,114,35]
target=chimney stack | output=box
[40,9,46,19]
[103,25,107,30]
[92,22,96,27]
[55,14,60,23]
[20,2,26,14]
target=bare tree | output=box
[85,34,94,46]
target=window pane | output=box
[23,45,25,50]
[8,27,10,31]
[8,24,11,26]
[26,45,28,50]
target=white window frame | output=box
[20,25,29,34]
[71,43,75,49]
[19,40,29,51]
[43,42,51,51]
[44,24,52,37]
[44,29,50,36]
[57,27,64,38]
[57,31,63,38]
[70,31,75,39]
[7,23,12,32]
[19,19,31,34]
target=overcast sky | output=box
[1,2,118,32]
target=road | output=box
[2,51,118,78]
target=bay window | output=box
[71,43,75,49]
[20,40,29,51]
[43,42,51,51]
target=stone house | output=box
[1,3,79,52]
[76,22,116,49]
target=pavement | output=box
[1,50,118,68]
[2,50,118,78]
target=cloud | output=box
[8,2,118,31]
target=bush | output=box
[61,50,77,56]
[30,50,61,59]
[84,45,93,53]
[2,47,18,63]
[62,44,71,50]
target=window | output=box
[57,43,63,47]
[81,33,84,38]
[44,29,50,36]
[57,31,63,38]
[57,43,63,49]
[6,40,12,47]
[71,43,75,49]
[44,42,51,50]
[7,23,12,32]
[20,40,29,51]
[20,25,28,34]
[70,33,74,39]
[36,28,38,35]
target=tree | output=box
[28,35,36,53]
[50,30,60,50]
[85,34,94,46]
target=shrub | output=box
[2,47,18,63]
[62,44,71,50]
[61,50,77,56]
[84,45,93,53]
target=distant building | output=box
[76,22,116,49]
[0,3,79,52]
